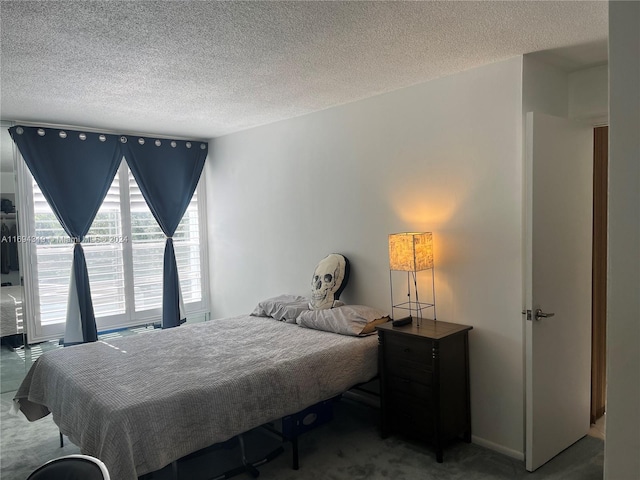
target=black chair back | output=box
[27,454,109,480]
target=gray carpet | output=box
[1,391,603,480]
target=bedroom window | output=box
[22,159,208,342]
[129,169,203,313]
[32,170,127,325]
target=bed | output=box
[14,311,382,480]
[1,285,23,338]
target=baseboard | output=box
[471,435,524,461]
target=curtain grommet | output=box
[138,138,145,145]
[186,142,192,148]
[171,141,177,148]
[15,127,24,135]
[37,128,45,136]
[98,135,106,142]
[120,136,128,143]
[200,144,206,150]
[79,133,87,140]
[59,131,67,139]
[155,140,161,147]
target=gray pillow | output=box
[251,294,310,324]
[296,305,390,336]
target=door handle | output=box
[534,308,555,321]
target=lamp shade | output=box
[388,232,434,272]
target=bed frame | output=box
[15,315,379,480]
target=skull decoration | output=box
[309,253,349,310]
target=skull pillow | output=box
[309,253,350,310]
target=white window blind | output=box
[32,192,71,326]
[33,171,126,325]
[27,161,207,339]
[129,170,202,312]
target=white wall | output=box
[522,56,569,118]
[569,65,608,124]
[605,1,640,479]
[206,57,525,456]
[523,55,608,126]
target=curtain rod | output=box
[4,119,209,143]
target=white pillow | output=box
[296,305,390,336]
[251,294,310,324]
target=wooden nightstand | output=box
[376,319,473,463]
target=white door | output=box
[524,112,593,472]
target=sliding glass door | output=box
[18,158,209,343]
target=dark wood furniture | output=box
[376,319,473,462]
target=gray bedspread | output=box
[14,315,379,480]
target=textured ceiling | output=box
[0,1,608,140]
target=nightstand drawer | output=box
[386,357,432,384]
[384,334,432,365]
[388,392,434,436]
[388,374,432,399]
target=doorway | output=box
[590,126,608,433]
